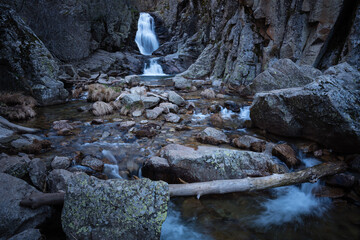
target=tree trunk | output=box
[20,162,347,208]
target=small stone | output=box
[143,97,160,109]
[112,118,122,122]
[174,76,191,90]
[200,89,216,99]
[140,120,148,124]
[159,102,179,113]
[164,113,181,123]
[29,158,47,190]
[216,94,225,99]
[196,127,230,145]
[146,107,163,120]
[11,138,32,149]
[47,169,73,193]
[81,156,104,171]
[224,101,241,112]
[132,109,143,117]
[168,91,185,106]
[51,156,71,170]
[57,128,73,136]
[119,121,136,130]
[91,119,104,125]
[272,144,300,168]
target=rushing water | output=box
[143,58,166,76]
[135,13,159,55]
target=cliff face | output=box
[2,0,137,61]
[134,0,359,84]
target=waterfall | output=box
[143,58,166,76]
[135,13,159,55]
[135,12,166,76]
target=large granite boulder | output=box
[247,58,322,94]
[61,173,169,240]
[159,144,286,182]
[0,5,68,105]
[250,63,360,153]
[0,173,51,239]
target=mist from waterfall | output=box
[135,13,159,56]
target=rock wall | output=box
[2,0,137,61]
[0,5,68,105]
[133,0,359,84]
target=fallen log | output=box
[169,161,347,197]
[20,162,346,208]
[0,116,39,133]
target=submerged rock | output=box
[61,173,169,240]
[250,63,360,153]
[164,113,181,123]
[196,127,230,145]
[0,173,51,239]
[160,144,286,182]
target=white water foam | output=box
[143,58,166,76]
[254,156,331,226]
[161,203,210,240]
[135,13,159,55]
[103,164,123,179]
[239,106,251,120]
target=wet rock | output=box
[57,128,74,136]
[92,101,114,116]
[248,59,321,94]
[0,125,15,144]
[326,173,355,188]
[200,89,216,99]
[185,102,195,111]
[232,135,267,152]
[11,138,32,149]
[47,169,73,193]
[272,144,300,168]
[119,121,136,130]
[51,156,71,170]
[143,97,160,109]
[81,156,104,172]
[121,94,141,107]
[130,86,147,96]
[53,120,74,130]
[91,119,104,125]
[160,144,286,182]
[0,154,30,179]
[61,173,169,240]
[132,109,143,117]
[8,228,42,240]
[250,63,360,153]
[349,155,360,172]
[196,127,230,145]
[159,102,179,113]
[168,91,185,106]
[0,6,68,105]
[175,125,192,131]
[313,186,345,199]
[164,113,181,123]
[0,173,51,239]
[210,113,224,129]
[173,76,191,90]
[224,101,241,112]
[124,75,141,87]
[134,124,159,138]
[29,158,47,190]
[146,107,164,120]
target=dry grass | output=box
[110,100,122,110]
[87,84,118,103]
[0,92,37,120]
[0,92,37,107]
[92,101,114,116]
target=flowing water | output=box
[143,58,166,76]
[135,13,159,55]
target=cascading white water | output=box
[135,12,166,76]
[135,13,159,55]
[143,58,166,76]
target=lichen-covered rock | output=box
[61,173,169,240]
[160,144,286,182]
[81,156,104,171]
[0,173,51,239]
[0,153,30,179]
[47,169,73,193]
[250,63,360,153]
[0,5,68,105]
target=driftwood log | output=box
[20,162,346,209]
[0,116,39,133]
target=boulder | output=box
[11,138,32,150]
[0,173,51,239]
[8,228,42,240]
[168,91,185,106]
[0,5,68,105]
[164,113,181,123]
[129,86,147,96]
[173,76,191,90]
[146,107,164,120]
[142,157,174,183]
[121,94,141,107]
[248,59,321,94]
[200,89,216,99]
[160,144,286,182]
[232,135,267,152]
[61,173,169,240]
[0,125,14,144]
[272,143,300,168]
[0,154,30,179]
[159,102,179,113]
[81,156,104,172]
[124,75,141,87]
[119,121,136,130]
[47,169,73,193]
[250,63,360,153]
[143,97,160,109]
[51,156,71,170]
[196,127,230,145]
[28,158,47,190]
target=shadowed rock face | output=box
[250,63,360,153]
[0,5,68,105]
[61,173,169,240]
